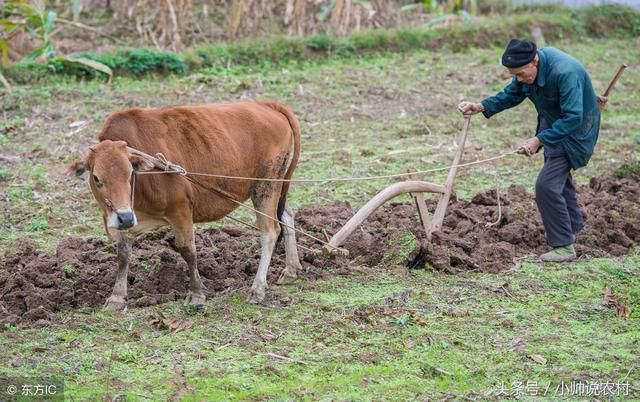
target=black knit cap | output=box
[501,39,537,68]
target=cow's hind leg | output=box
[168,209,206,307]
[248,191,281,304]
[104,235,132,311]
[277,202,302,285]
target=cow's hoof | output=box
[276,270,297,285]
[247,287,266,304]
[184,292,206,307]
[104,296,127,311]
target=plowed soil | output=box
[1,165,638,327]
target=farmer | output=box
[458,39,607,262]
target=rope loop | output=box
[155,153,187,175]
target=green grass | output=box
[1,254,638,399]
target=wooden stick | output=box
[265,352,307,365]
[0,71,12,93]
[408,172,432,236]
[326,181,446,250]
[427,116,471,240]
[603,64,627,97]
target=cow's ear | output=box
[129,155,155,172]
[66,159,87,177]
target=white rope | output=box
[223,214,317,253]
[136,150,519,183]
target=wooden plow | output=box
[323,116,472,255]
[321,63,629,255]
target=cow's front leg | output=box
[177,243,206,307]
[169,210,206,307]
[105,236,132,311]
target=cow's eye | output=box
[92,174,102,186]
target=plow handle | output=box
[603,64,627,97]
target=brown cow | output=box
[68,101,302,310]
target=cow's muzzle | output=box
[108,209,137,230]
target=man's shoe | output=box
[540,245,577,263]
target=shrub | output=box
[305,34,334,52]
[580,4,640,37]
[120,48,187,75]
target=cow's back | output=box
[98,102,297,222]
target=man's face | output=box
[508,57,538,84]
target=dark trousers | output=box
[535,116,584,247]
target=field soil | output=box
[1,164,638,327]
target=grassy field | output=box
[1,36,639,400]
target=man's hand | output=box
[597,95,608,113]
[457,101,485,116]
[517,136,542,157]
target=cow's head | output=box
[67,140,154,231]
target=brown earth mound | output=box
[411,163,639,271]
[1,165,638,327]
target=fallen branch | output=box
[264,352,307,365]
[0,71,12,92]
[56,17,126,44]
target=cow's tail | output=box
[261,101,301,227]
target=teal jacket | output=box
[481,47,600,170]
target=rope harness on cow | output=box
[128,147,344,252]
[127,146,517,253]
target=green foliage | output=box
[384,229,419,267]
[394,29,425,50]
[9,184,33,203]
[350,30,393,51]
[2,0,57,62]
[120,48,187,75]
[1,62,51,84]
[2,5,639,84]
[2,322,18,332]
[63,264,76,278]
[28,215,48,231]
[305,34,334,52]
[423,0,478,16]
[511,2,569,15]
[420,0,478,29]
[390,313,412,328]
[3,48,184,82]
[614,161,640,179]
[191,37,307,70]
[60,48,186,77]
[0,0,111,85]
[476,0,513,15]
[580,4,640,37]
